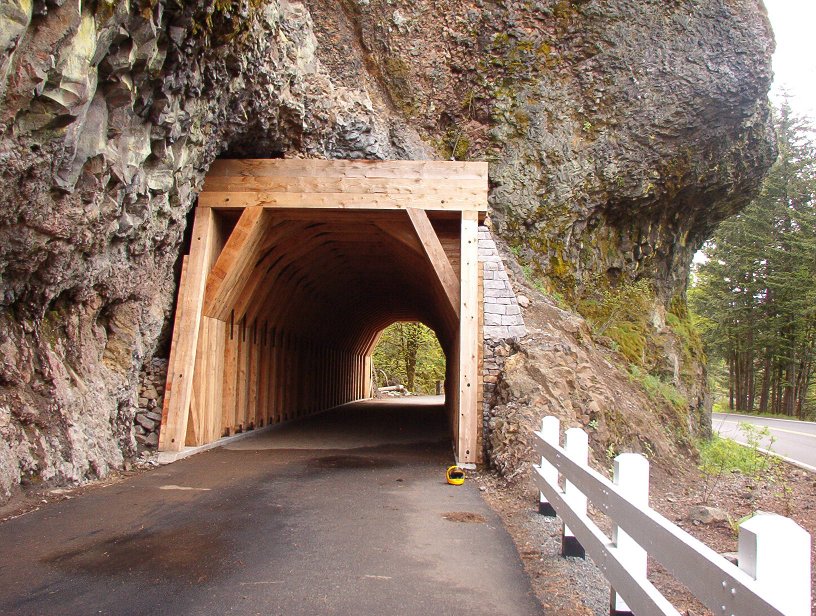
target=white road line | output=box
[715,419,816,439]
[746,444,816,474]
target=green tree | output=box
[372,322,446,395]
[691,103,816,418]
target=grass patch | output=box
[520,264,571,310]
[628,365,687,410]
[665,298,706,385]
[697,423,778,503]
[607,322,646,364]
[698,432,769,477]
[578,278,653,366]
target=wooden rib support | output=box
[406,208,460,321]
[159,207,217,452]
[457,210,480,466]
[203,206,268,321]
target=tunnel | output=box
[158,159,488,465]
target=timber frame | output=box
[158,159,488,465]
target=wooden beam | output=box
[159,207,216,452]
[197,191,484,212]
[457,210,480,466]
[203,206,268,321]
[406,208,460,320]
[203,176,488,196]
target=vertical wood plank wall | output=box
[189,326,371,440]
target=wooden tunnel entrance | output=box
[158,159,488,465]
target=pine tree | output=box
[692,103,816,417]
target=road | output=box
[712,412,816,471]
[0,397,542,616]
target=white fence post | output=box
[539,416,560,516]
[562,427,588,558]
[610,453,650,616]
[738,513,811,616]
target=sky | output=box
[763,0,816,120]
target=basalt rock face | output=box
[0,0,774,501]
[306,0,776,300]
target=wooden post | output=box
[739,513,811,616]
[457,210,479,465]
[364,355,372,398]
[538,416,560,516]
[236,318,249,431]
[257,322,268,427]
[610,453,650,616]
[247,320,259,429]
[562,427,588,558]
[221,315,237,436]
[271,329,280,424]
[284,332,293,420]
[159,207,216,452]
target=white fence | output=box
[533,415,812,616]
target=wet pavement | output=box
[0,397,543,615]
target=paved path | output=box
[712,412,816,471]
[0,397,542,616]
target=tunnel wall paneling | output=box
[236,319,248,430]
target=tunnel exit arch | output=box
[157,159,488,465]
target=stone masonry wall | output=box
[133,358,167,451]
[478,225,527,461]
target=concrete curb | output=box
[157,423,276,464]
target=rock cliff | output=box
[0,0,774,501]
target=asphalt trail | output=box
[0,398,542,616]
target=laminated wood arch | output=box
[158,159,487,465]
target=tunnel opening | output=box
[371,321,446,397]
[158,159,487,465]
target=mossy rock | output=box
[607,322,646,364]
